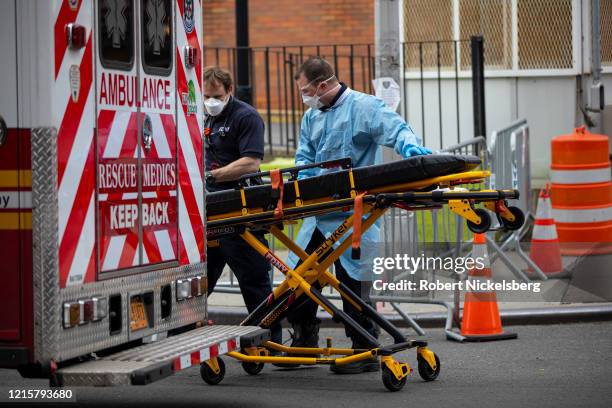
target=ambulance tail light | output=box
[176,275,205,300]
[176,279,191,301]
[184,46,199,69]
[92,297,108,321]
[66,23,86,50]
[191,277,202,297]
[199,276,208,296]
[63,296,109,328]
[80,300,94,323]
[63,302,80,328]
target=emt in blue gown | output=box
[285,57,431,374]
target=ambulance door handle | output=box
[0,115,7,148]
[142,114,153,153]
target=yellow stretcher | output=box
[200,154,524,392]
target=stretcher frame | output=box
[203,162,522,391]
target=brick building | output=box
[202,0,374,48]
[201,0,376,131]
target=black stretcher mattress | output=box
[206,154,480,217]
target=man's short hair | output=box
[294,57,335,84]
[204,66,233,91]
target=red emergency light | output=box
[184,46,199,69]
[66,23,86,50]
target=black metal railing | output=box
[399,36,486,151]
[203,44,375,157]
[203,37,486,157]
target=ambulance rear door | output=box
[95,0,178,276]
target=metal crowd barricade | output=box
[487,119,548,281]
[367,137,488,341]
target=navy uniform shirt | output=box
[204,96,265,191]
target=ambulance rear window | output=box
[98,0,135,70]
[141,0,173,76]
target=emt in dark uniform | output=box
[203,66,281,344]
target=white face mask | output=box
[204,95,229,116]
[301,76,336,110]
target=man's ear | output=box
[228,84,234,94]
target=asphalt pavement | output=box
[1,322,611,408]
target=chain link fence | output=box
[202,45,375,157]
[403,0,577,72]
[601,0,612,68]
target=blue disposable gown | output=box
[287,89,424,280]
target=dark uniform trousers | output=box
[207,231,282,343]
[287,228,379,346]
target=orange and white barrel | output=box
[550,126,612,255]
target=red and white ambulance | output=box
[0,0,261,386]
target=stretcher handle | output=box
[375,189,520,206]
[237,157,353,186]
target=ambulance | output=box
[0,0,262,386]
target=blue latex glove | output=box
[402,145,432,157]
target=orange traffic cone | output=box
[529,185,563,275]
[461,233,517,342]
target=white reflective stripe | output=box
[178,187,199,264]
[149,114,172,158]
[102,235,127,271]
[58,95,95,243]
[141,192,158,199]
[553,206,612,223]
[154,229,176,261]
[471,244,490,267]
[179,354,191,370]
[532,224,558,240]
[102,111,132,159]
[0,191,32,209]
[199,348,210,362]
[535,197,553,219]
[218,342,228,354]
[551,167,611,184]
[65,194,95,286]
[122,192,139,200]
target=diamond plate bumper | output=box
[57,325,266,386]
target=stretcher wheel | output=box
[242,361,264,375]
[466,208,491,233]
[497,206,524,231]
[200,358,225,385]
[417,353,441,382]
[381,366,407,392]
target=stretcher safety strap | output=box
[351,193,365,259]
[270,169,284,218]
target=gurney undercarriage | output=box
[200,155,524,391]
